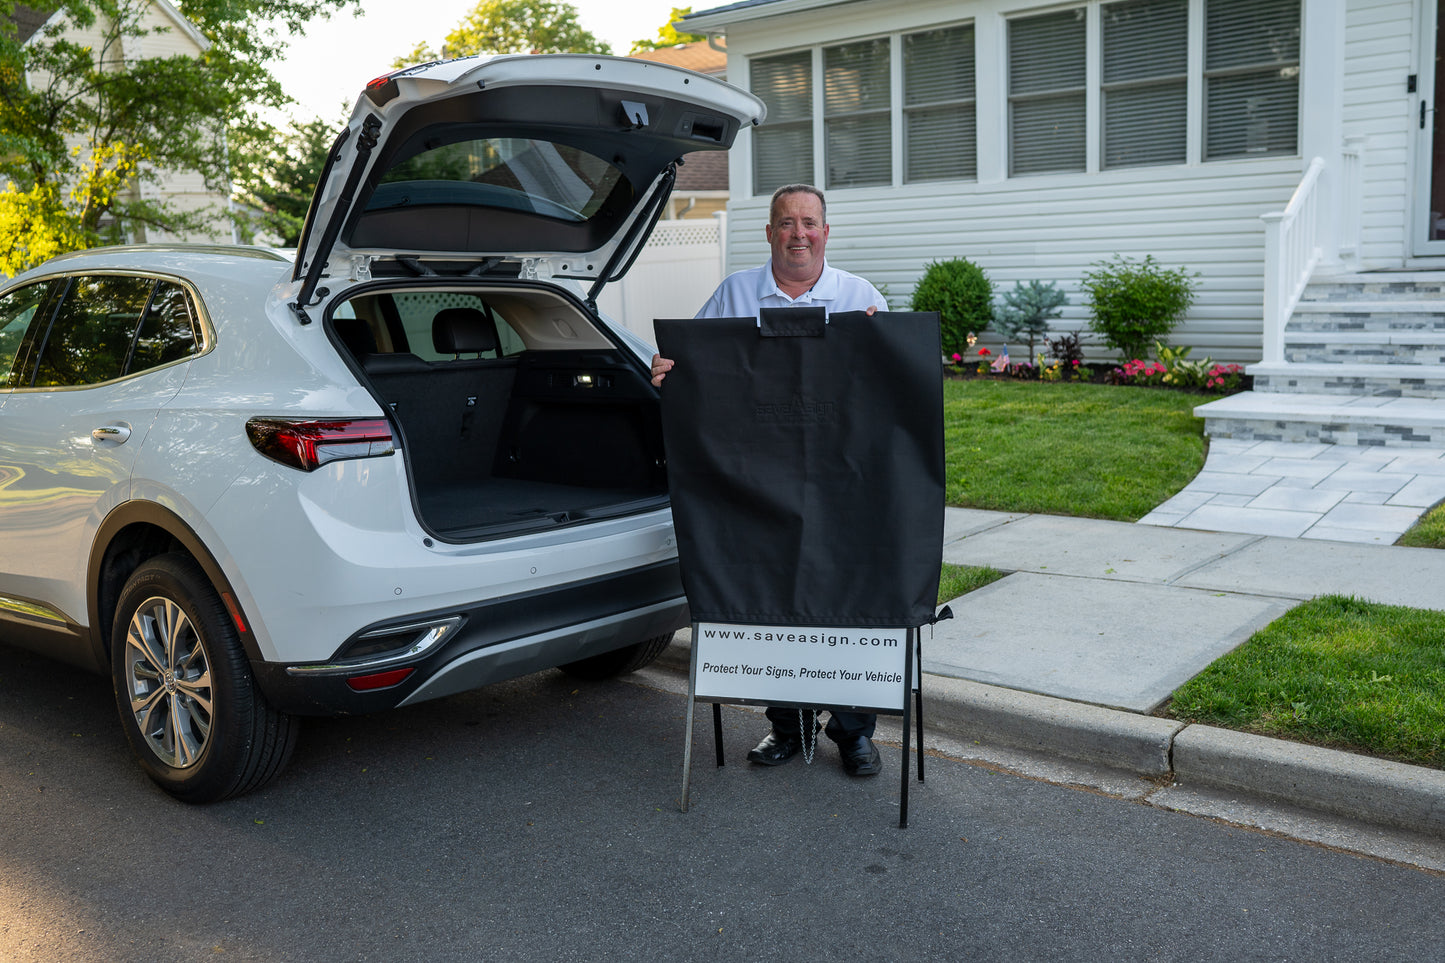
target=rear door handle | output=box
[91,425,132,444]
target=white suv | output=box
[0,54,763,801]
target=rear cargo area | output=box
[333,284,668,540]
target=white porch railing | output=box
[1260,157,1325,365]
[1259,141,1366,364]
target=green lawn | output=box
[1167,596,1445,769]
[943,380,1217,519]
[1398,502,1445,549]
[936,379,1445,769]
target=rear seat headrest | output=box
[433,307,499,356]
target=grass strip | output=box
[1397,501,1445,549]
[939,563,1005,604]
[1166,595,1445,769]
[943,380,1217,520]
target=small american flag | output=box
[990,349,1010,372]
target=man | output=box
[650,183,888,777]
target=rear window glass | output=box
[131,281,198,371]
[390,292,525,362]
[369,137,624,223]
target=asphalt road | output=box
[2,644,1443,962]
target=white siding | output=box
[714,0,1427,364]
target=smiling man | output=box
[649,184,890,777]
[650,184,887,378]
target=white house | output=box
[8,0,235,245]
[681,0,1445,450]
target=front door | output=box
[1415,0,1445,255]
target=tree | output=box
[230,116,339,248]
[0,0,358,276]
[393,0,609,66]
[629,6,704,54]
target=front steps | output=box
[1196,272,1445,450]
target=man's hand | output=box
[650,353,674,387]
[866,306,878,316]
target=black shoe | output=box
[837,735,882,777]
[747,730,805,766]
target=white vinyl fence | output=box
[596,213,725,348]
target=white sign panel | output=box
[693,622,909,712]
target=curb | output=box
[655,640,1445,840]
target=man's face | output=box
[766,191,829,282]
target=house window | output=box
[1102,0,1188,169]
[748,25,978,194]
[1204,0,1300,159]
[751,51,814,195]
[824,38,891,189]
[1008,9,1086,176]
[904,25,976,183]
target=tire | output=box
[557,632,675,681]
[111,554,297,803]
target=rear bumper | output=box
[252,560,687,715]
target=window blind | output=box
[1204,0,1300,159]
[1009,9,1087,175]
[824,38,891,188]
[751,51,814,194]
[904,25,976,182]
[1102,0,1187,169]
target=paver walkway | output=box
[1139,439,1445,543]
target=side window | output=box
[129,281,199,373]
[0,282,53,389]
[32,275,156,388]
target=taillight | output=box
[245,418,394,472]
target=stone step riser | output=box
[1304,280,1445,300]
[1252,374,1445,399]
[1287,315,1445,333]
[1202,416,1445,449]
[1283,344,1445,366]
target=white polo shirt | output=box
[694,258,889,319]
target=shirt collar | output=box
[759,258,837,303]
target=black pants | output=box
[765,706,876,743]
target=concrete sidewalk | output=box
[657,508,1445,862]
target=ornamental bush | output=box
[910,257,993,357]
[995,279,1067,360]
[1081,254,1199,361]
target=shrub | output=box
[1081,254,1199,360]
[1045,330,1087,368]
[995,280,1067,359]
[911,258,993,357]
[1155,342,1213,389]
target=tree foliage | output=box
[393,0,610,66]
[0,0,357,275]
[629,6,704,54]
[230,115,338,248]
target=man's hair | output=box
[769,184,826,225]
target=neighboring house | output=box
[630,40,731,219]
[679,0,1437,370]
[7,1,235,245]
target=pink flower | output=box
[951,353,962,363]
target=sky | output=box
[271,0,693,122]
